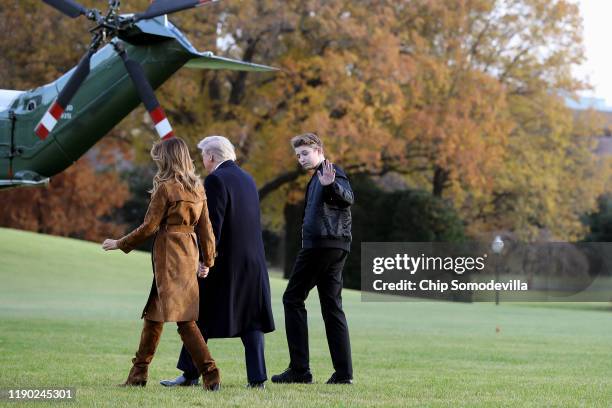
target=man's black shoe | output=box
[325,372,353,384]
[271,367,313,384]
[246,381,266,389]
[159,374,199,387]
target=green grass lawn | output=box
[0,227,610,407]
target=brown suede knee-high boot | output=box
[177,321,221,391]
[122,319,164,386]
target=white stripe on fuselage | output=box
[40,111,58,131]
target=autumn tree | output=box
[1,0,609,241]
[161,0,609,240]
[400,0,609,240]
[0,158,129,241]
[0,0,132,240]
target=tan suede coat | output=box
[117,180,215,322]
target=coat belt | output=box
[160,225,195,233]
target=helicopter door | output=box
[0,112,12,175]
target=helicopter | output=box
[0,0,276,189]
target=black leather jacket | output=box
[301,163,353,251]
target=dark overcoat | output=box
[199,160,275,338]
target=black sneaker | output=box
[325,372,353,384]
[271,367,313,384]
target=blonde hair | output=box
[150,137,202,194]
[197,135,237,162]
[290,133,323,150]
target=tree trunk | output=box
[432,166,448,197]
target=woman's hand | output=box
[102,239,119,251]
[197,262,210,278]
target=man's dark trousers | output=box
[283,247,353,378]
[177,327,267,383]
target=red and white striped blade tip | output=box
[149,107,174,140]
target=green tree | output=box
[584,194,612,242]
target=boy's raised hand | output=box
[317,159,336,186]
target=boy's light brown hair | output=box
[290,133,323,150]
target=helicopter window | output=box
[22,96,41,111]
[0,90,24,111]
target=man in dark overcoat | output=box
[160,135,275,388]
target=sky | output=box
[574,1,612,107]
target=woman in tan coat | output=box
[102,137,220,391]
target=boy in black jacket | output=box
[272,133,354,385]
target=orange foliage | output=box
[0,158,129,241]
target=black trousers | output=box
[177,327,267,383]
[282,247,353,378]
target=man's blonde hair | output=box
[290,133,323,150]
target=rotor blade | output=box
[118,51,174,140]
[42,0,87,18]
[134,0,218,22]
[35,48,95,140]
[185,53,278,72]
